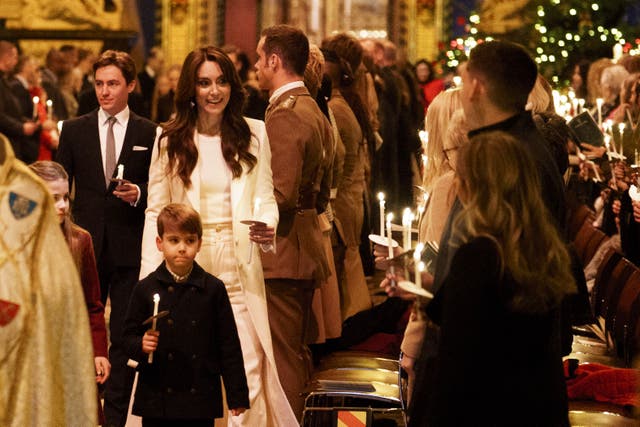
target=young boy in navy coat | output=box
[123,203,248,426]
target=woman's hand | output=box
[249,223,275,244]
[380,271,416,300]
[230,408,246,416]
[373,243,403,270]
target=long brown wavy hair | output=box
[160,46,256,188]
[453,131,575,313]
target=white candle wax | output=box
[32,96,39,119]
[596,98,604,126]
[116,164,124,180]
[149,293,160,364]
[253,197,261,219]
[57,121,63,133]
[46,99,53,118]
[578,98,585,114]
[414,243,424,289]
[618,123,625,156]
[378,192,385,236]
[402,208,411,250]
[386,213,394,259]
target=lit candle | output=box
[452,75,462,87]
[46,99,53,118]
[402,208,412,250]
[386,213,394,259]
[571,98,579,117]
[414,243,424,289]
[116,164,124,180]
[618,123,625,157]
[149,293,160,364]
[32,96,39,120]
[57,121,63,133]
[378,192,386,236]
[248,197,262,264]
[386,212,395,287]
[596,98,604,126]
[605,135,612,161]
[578,98,585,115]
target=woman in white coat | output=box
[140,46,297,426]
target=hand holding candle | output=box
[148,293,160,364]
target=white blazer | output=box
[140,118,296,425]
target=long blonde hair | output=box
[423,88,463,192]
[453,131,575,313]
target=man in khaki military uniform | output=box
[255,24,333,419]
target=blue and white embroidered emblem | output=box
[9,192,37,219]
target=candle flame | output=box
[153,293,160,302]
[33,96,39,103]
[386,212,394,222]
[377,192,385,202]
[46,99,53,107]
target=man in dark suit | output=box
[0,41,39,163]
[56,50,158,427]
[137,46,165,119]
[9,54,43,163]
[256,24,333,419]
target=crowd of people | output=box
[1,20,640,427]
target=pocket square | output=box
[133,146,148,151]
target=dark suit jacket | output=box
[123,262,249,419]
[410,237,569,427]
[0,72,27,159]
[137,70,155,117]
[56,109,157,267]
[8,79,40,163]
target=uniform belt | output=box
[202,222,233,232]
[297,193,317,210]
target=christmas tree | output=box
[439,0,637,87]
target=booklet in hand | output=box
[568,111,604,147]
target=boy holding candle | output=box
[123,203,248,426]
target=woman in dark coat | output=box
[409,131,576,426]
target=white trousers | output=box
[199,227,268,427]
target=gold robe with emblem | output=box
[0,135,97,426]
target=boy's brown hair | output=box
[157,203,203,239]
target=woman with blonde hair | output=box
[409,131,575,426]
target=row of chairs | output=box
[568,205,640,425]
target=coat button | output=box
[167,319,174,326]
[167,353,174,361]
[168,286,175,293]
[190,388,197,394]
